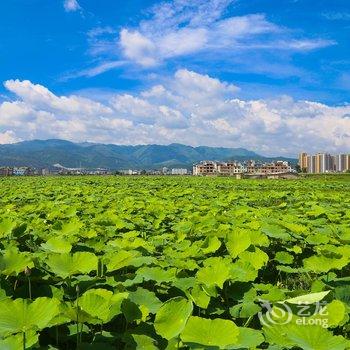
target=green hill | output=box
[0,139,296,169]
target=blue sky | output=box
[0,0,349,156]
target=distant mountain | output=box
[0,139,296,169]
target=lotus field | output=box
[1,175,350,349]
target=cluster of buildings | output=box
[0,165,112,176]
[5,153,350,177]
[299,153,350,173]
[52,164,111,175]
[0,166,48,176]
[119,167,188,176]
[192,160,294,176]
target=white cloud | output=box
[61,61,126,80]
[114,0,334,68]
[118,12,280,67]
[322,12,350,21]
[120,30,158,67]
[274,39,336,51]
[4,80,112,116]
[0,130,20,144]
[63,0,80,12]
[174,69,239,96]
[87,27,117,38]
[66,0,335,80]
[1,71,350,156]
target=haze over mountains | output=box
[0,139,296,169]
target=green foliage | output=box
[154,297,193,340]
[181,316,240,347]
[0,297,60,336]
[45,252,98,278]
[0,248,33,276]
[0,175,349,348]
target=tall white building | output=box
[334,154,349,172]
[299,152,350,173]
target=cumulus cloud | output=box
[4,80,112,116]
[1,70,350,156]
[63,0,81,12]
[0,130,20,144]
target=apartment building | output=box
[217,162,245,175]
[193,160,293,176]
[334,154,350,172]
[0,167,14,176]
[299,152,350,173]
[299,153,308,172]
[246,160,257,173]
[192,161,218,175]
[260,161,292,174]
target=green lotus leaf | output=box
[0,330,38,350]
[79,289,128,322]
[63,302,95,324]
[121,299,142,322]
[306,205,327,218]
[79,289,113,322]
[261,224,290,240]
[41,236,72,253]
[46,252,98,278]
[334,286,350,306]
[0,219,16,239]
[226,230,251,258]
[0,248,34,276]
[106,250,140,272]
[130,334,158,350]
[0,288,8,301]
[190,284,210,309]
[275,251,294,265]
[201,236,221,254]
[136,266,176,283]
[0,297,60,337]
[284,290,330,304]
[248,230,269,247]
[239,248,269,270]
[287,245,302,254]
[154,297,193,340]
[67,323,90,337]
[230,260,259,282]
[263,323,294,348]
[196,258,231,288]
[288,325,350,350]
[254,283,286,302]
[282,221,308,234]
[308,300,347,328]
[128,288,162,314]
[180,316,239,348]
[57,219,83,236]
[303,255,348,273]
[230,301,261,318]
[229,327,264,349]
[306,233,330,245]
[171,277,196,293]
[265,324,350,350]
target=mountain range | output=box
[0,139,296,169]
